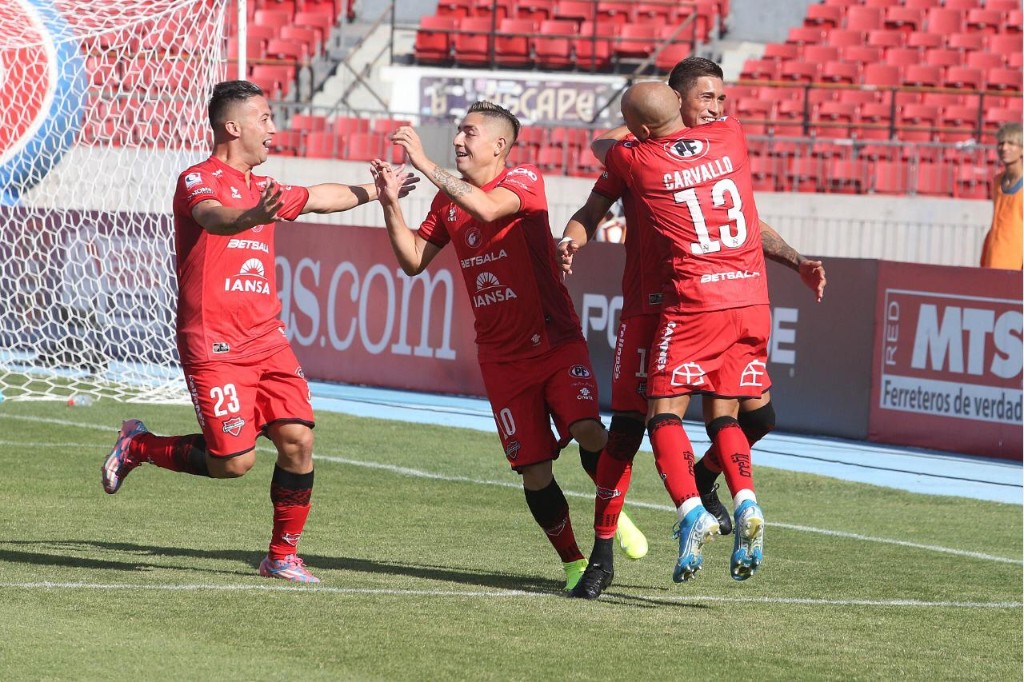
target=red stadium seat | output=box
[494,19,536,67]
[280,26,322,56]
[249,64,295,98]
[820,60,859,84]
[655,37,693,74]
[825,29,865,48]
[615,23,660,60]
[845,6,884,32]
[763,43,799,60]
[902,64,942,88]
[866,29,904,49]
[944,66,984,90]
[942,105,980,128]
[596,1,635,24]
[901,104,939,126]
[902,0,942,9]
[576,21,616,70]
[925,8,964,34]
[436,0,473,17]
[923,48,962,68]
[786,26,825,45]
[415,15,457,64]
[779,60,818,83]
[884,47,922,67]
[805,4,842,28]
[839,89,880,106]
[1007,9,1023,33]
[552,0,595,22]
[839,45,883,64]
[517,0,556,22]
[332,116,369,135]
[905,32,942,49]
[534,19,575,69]
[471,0,513,21]
[290,113,328,132]
[273,130,302,157]
[253,8,291,28]
[965,52,1004,71]
[536,146,566,172]
[943,0,981,10]
[304,131,344,158]
[786,157,823,193]
[965,8,1002,34]
[265,38,309,62]
[986,0,1020,10]
[803,45,839,64]
[346,132,386,162]
[947,32,985,52]
[916,162,954,196]
[453,17,495,66]
[828,158,868,194]
[884,7,924,32]
[862,63,901,88]
[294,10,335,47]
[740,59,779,81]
[873,161,908,194]
[861,0,901,8]
[988,69,1023,92]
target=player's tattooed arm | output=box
[760,220,826,303]
[430,165,472,200]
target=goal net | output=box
[0,0,229,404]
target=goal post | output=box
[0,0,232,403]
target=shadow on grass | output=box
[0,539,561,594]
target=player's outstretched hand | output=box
[799,258,827,302]
[557,237,579,276]
[390,126,428,171]
[391,164,420,198]
[251,180,284,224]
[371,159,401,205]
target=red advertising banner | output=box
[275,223,485,397]
[869,262,1023,459]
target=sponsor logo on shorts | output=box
[655,321,676,371]
[671,362,706,387]
[222,417,245,436]
[184,172,202,188]
[577,387,594,401]
[186,374,205,428]
[568,364,592,379]
[212,342,230,354]
[740,360,767,387]
[530,334,541,346]
[212,169,223,177]
[636,380,647,397]
[504,440,521,461]
[648,293,663,305]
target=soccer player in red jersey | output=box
[101,80,417,583]
[578,81,776,593]
[370,101,646,591]
[561,58,825,598]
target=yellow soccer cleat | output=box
[615,509,649,560]
[563,558,588,591]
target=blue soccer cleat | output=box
[672,505,719,583]
[730,500,765,581]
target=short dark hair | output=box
[667,57,724,98]
[467,100,520,144]
[208,80,265,129]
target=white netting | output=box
[0,0,230,403]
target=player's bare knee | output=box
[569,418,607,452]
[209,450,256,478]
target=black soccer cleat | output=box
[699,483,733,536]
[568,562,614,600]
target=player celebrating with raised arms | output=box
[371,101,647,592]
[101,80,417,583]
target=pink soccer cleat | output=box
[101,419,148,494]
[258,554,320,583]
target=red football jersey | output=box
[592,163,671,319]
[417,165,583,362]
[173,156,309,364]
[604,117,769,313]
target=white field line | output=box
[0,581,1019,610]
[3,414,1022,566]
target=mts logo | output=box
[910,303,1023,378]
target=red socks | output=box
[647,413,699,507]
[269,465,314,559]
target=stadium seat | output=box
[494,19,536,67]
[333,116,369,135]
[471,0,513,21]
[265,38,309,62]
[828,158,868,194]
[740,59,779,81]
[516,0,556,22]
[304,131,344,158]
[576,22,616,71]
[925,8,964,34]
[923,49,962,68]
[839,89,881,106]
[905,32,942,49]
[862,63,901,88]
[415,16,457,64]
[901,104,939,126]
[536,146,566,172]
[824,28,865,48]
[553,0,595,23]
[987,69,1023,92]
[294,10,336,47]
[839,45,882,64]
[786,26,825,45]
[786,157,822,193]
[873,160,908,194]
[804,4,842,28]
[763,43,799,60]
[735,98,773,129]
[866,30,904,49]
[986,0,1020,10]
[436,0,473,17]
[902,64,942,88]
[916,162,954,196]
[884,7,924,32]
[947,32,985,52]
[965,52,1004,71]
[346,132,385,162]
[845,6,884,32]
[249,64,295,98]
[803,45,839,64]
[780,61,818,83]
[861,0,901,8]
[989,35,1022,63]
[902,0,942,10]
[290,113,328,132]
[942,104,980,128]
[596,1,635,24]
[273,130,302,157]
[857,102,895,140]
[943,0,981,10]
[1007,9,1023,33]
[453,17,495,66]
[533,19,575,69]
[253,8,291,28]
[632,1,671,22]
[655,37,692,74]
[280,26,322,56]
[884,47,922,68]
[614,23,660,60]
[965,8,1002,35]
[820,60,859,84]
[227,36,267,61]
[945,66,984,90]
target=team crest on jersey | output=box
[671,362,706,387]
[464,225,481,248]
[740,360,767,387]
[222,417,245,436]
[568,364,592,379]
[666,137,710,162]
[184,172,202,188]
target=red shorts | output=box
[611,314,659,415]
[183,344,314,457]
[647,305,772,400]
[479,340,601,471]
